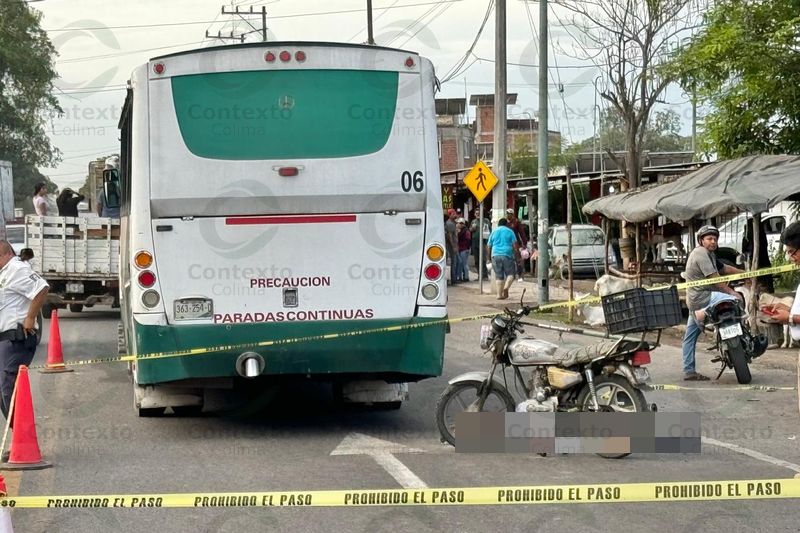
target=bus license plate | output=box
[174,299,213,320]
[719,323,743,340]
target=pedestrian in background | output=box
[487,218,517,300]
[445,209,458,285]
[456,218,471,282]
[33,183,48,216]
[506,208,527,281]
[470,207,490,280]
[56,188,85,218]
[0,240,48,420]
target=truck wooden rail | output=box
[24,215,120,314]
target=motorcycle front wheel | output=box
[576,374,647,459]
[435,379,515,446]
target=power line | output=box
[58,40,205,64]
[440,0,493,83]
[44,1,463,32]
[384,1,443,46]
[472,56,602,69]
[397,0,456,48]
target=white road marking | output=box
[331,432,428,489]
[702,437,800,474]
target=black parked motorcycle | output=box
[705,298,768,384]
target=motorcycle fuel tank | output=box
[508,338,561,365]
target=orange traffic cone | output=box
[39,309,72,374]
[1,366,51,470]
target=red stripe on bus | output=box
[225,215,357,225]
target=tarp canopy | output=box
[582,155,800,222]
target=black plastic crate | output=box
[601,286,682,334]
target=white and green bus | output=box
[109,42,447,415]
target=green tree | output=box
[572,108,691,154]
[10,156,56,214]
[554,0,700,189]
[0,0,62,209]
[674,0,800,157]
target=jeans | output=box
[448,250,458,283]
[0,338,36,419]
[491,255,516,280]
[457,250,470,281]
[681,292,737,374]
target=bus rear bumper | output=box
[131,316,446,385]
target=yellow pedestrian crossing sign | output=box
[463,161,498,202]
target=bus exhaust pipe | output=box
[235,352,264,378]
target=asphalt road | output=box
[7,281,800,532]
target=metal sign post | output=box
[463,161,498,295]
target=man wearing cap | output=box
[681,225,744,381]
[445,209,459,284]
[0,240,48,419]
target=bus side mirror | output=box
[102,168,120,209]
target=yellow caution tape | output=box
[0,478,797,508]
[28,262,799,370]
[647,384,797,392]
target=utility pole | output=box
[208,5,269,43]
[367,0,375,45]
[691,82,697,159]
[491,0,507,226]
[536,0,550,304]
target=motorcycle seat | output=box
[508,339,623,367]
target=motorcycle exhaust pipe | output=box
[235,352,265,378]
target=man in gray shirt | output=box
[681,225,743,380]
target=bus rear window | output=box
[170,69,399,160]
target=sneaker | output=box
[683,372,710,381]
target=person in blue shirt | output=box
[487,218,518,300]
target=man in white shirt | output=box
[762,221,800,341]
[0,241,49,419]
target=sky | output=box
[34,0,695,190]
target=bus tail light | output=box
[279,50,291,62]
[142,290,160,308]
[265,51,276,62]
[424,264,442,281]
[134,251,153,269]
[278,167,299,177]
[421,283,439,300]
[426,244,444,262]
[295,50,306,62]
[138,271,156,288]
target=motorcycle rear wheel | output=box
[435,380,515,446]
[576,374,647,459]
[725,340,752,384]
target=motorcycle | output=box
[435,302,657,459]
[705,297,767,384]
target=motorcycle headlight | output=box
[491,316,507,334]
